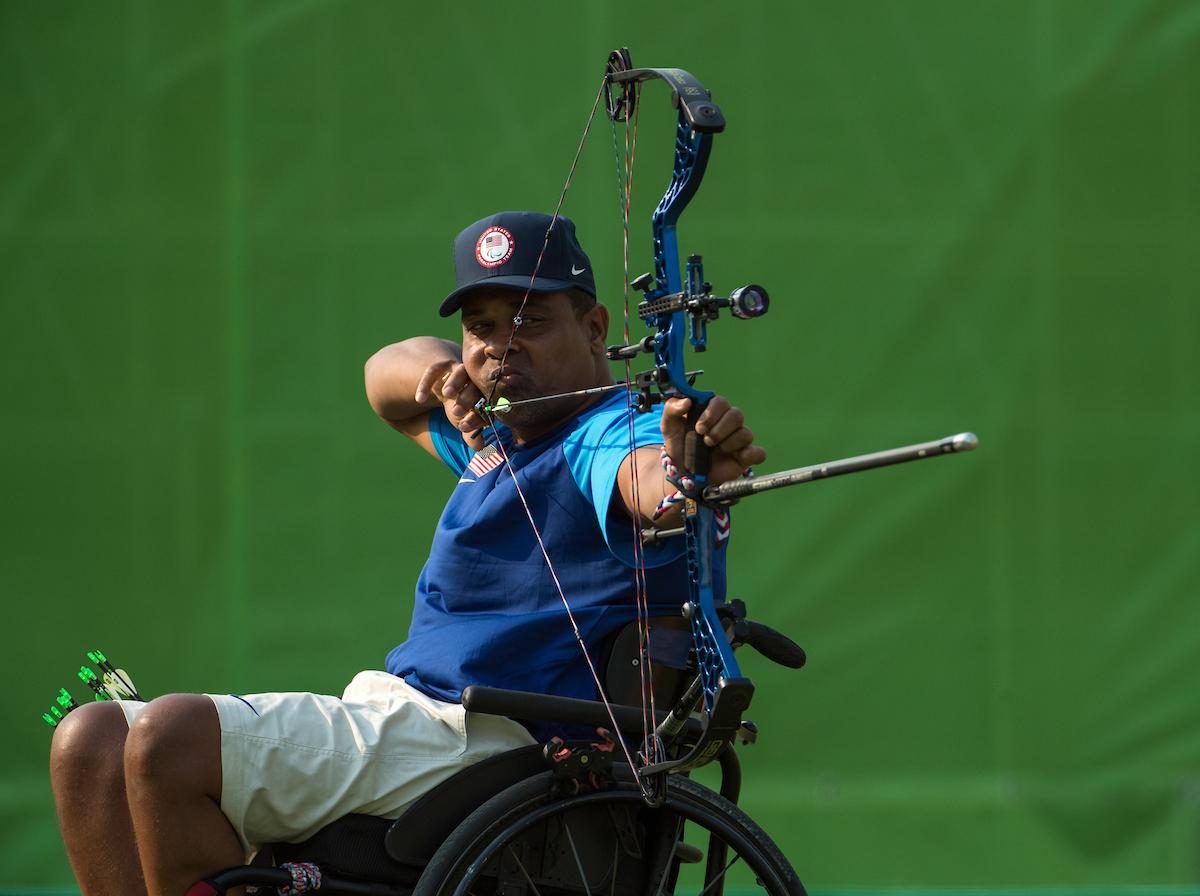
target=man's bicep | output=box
[379,407,472,474]
[388,411,442,460]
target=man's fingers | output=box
[415,362,454,403]
[694,396,730,434]
[699,406,746,447]
[660,396,692,458]
[737,445,767,468]
[454,410,486,434]
[662,395,763,485]
[662,396,693,421]
[451,392,483,420]
[713,425,754,455]
[711,445,766,484]
[440,365,475,401]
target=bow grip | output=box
[683,404,711,478]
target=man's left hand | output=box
[661,395,766,488]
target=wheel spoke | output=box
[696,854,741,896]
[562,817,594,896]
[652,817,685,896]
[505,844,544,896]
[609,836,620,896]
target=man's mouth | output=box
[488,367,520,383]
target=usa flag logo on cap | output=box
[476,226,514,268]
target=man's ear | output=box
[585,302,610,354]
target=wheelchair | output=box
[191,601,807,896]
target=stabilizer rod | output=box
[705,432,978,504]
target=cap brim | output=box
[439,276,590,318]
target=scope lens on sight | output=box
[729,285,770,319]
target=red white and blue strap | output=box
[278,862,321,895]
[652,446,750,543]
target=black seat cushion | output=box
[269,813,414,885]
[384,745,547,865]
[264,745,548,882]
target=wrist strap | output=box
[652,446,753,543]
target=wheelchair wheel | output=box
[413,770,804,896]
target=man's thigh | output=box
[118,670,534,856]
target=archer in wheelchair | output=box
[48,205,799,896]
[47,52,974,896]
[51,606,806,896]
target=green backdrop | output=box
[3,1,1197,892]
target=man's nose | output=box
[484,324,522,358]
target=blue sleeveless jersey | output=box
[386,391,727,704]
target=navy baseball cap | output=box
[439,211,597,317]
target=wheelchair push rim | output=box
[413,770,805,896]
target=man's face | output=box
[460,289,607,435]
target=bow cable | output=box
[476,70,654,796]
[481,78,607,417]
[611,84,662,768]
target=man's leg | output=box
[123,694,244,896]
[50,701,147,896]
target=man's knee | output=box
[50,701,129,785]
[124,694,222,800]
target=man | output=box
[49,211,764,896]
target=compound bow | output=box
[601,49,763,781]
[469,47,976,806]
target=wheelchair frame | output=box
[192,609,806,896]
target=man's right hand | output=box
[365,337,487,457]
[415,360,487,445]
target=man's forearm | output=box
[617,445,683,529]
[364,337,461,425]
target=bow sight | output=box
[606,259,770,412]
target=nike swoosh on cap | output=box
[571,265,587,275]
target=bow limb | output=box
[604,50,756,781]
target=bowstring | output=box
[488,436,646,786]
[482,79,607,415]
[479,71,652,796]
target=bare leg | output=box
[123,694,244,896]
[51,701,147,896]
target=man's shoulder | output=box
[559,392,663,487]
[566,391,660,444]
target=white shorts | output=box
[117,671,536,856]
